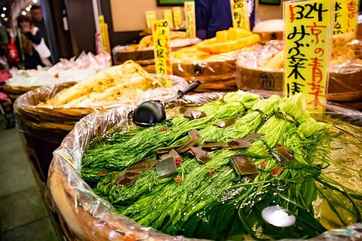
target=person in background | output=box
[31,4,48,46]
[195,0,233,39]
[17,15,51,69]
[0,24,9,69]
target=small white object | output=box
[21,11,27,16]
[1,14,5,18]
[261,205,296,228]
[2,7,6,11]
[32,0,38,3]
[253,19,284,33]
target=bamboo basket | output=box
[14,76,188,183]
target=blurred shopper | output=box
[0,25,9,69]
[31,4,48,45]
[195,0,232,39]
[17,15,51,69]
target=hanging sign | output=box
[184,1,196,38]
[230,0,250,30]
[172,7,183,30]
[164,9,174,29]
[152,20,172,86]
[283,0,334,113]
[145,11,157,31]
[333,0,359,35]
[99,15,111,53]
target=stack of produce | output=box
[171,28,260,91]
[113,31,200,66]
[41,61,164,108]
[76,92,361,240]
[4,52,110,96]
[236,36,362,105]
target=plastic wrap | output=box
[4,52,111,96]
[48,91,362,241]
[14,75,188,182]
[236,40,362,106]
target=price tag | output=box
[283,0,333,113]
[163,9,174,30]
[145,11,157,31]
[230,0,250,30]
[333,0,359,35]
[172,7,183,30]
[184,1,196,38]
[152,20,172,86]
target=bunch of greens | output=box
[81,92,361,240]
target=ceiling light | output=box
[22,11,27,16]
[2,7,6,11]
[1,14,5,18]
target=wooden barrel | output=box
[48,92,362,241]
[113,39,200,66]
[236,63,362,105]
[172,59,237,91]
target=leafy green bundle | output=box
[81,92,361,240]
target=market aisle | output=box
[0,129,62,241]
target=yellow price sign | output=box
[152,20,172,85]
[230,0,250,30]
[99,15,111,53]
[283,0,334,113]
[333,0,359,35]
[163,9,174,29]
[184,1,196,39]
[172,7,183,30]
[145,11,157,31]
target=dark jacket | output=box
[19,29,44,69]
[195,0,233,39]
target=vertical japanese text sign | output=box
[283,0,334,113]
[184,1,196,38]
[145,11,157,31]
[152,20,172,86]
[333,0,358,35]
[173,7,183,30]
[230,0,250,30]
[164,9,174,29]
